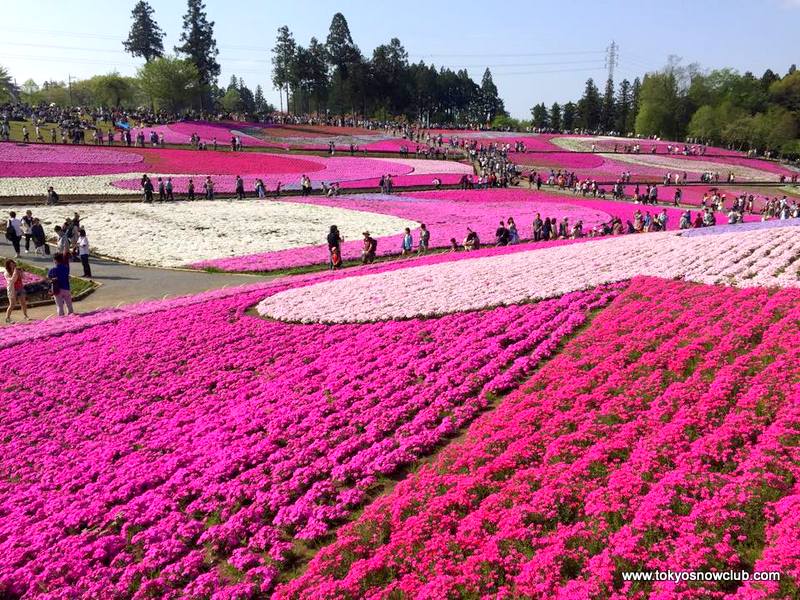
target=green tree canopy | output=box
[123,1,165,62]
[138,56,199,112]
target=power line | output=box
[409,50,606,58]
[1,28,606,59]
[489,66,606,76]
[605,41,619,81]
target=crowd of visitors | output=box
[3,207,88,321]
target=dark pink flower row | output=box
[281,276,800,599]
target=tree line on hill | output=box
[530,56,800,156]
[270,13,506,125]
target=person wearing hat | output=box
[361,231,377,264]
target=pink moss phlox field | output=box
[110,157,467,192]
[0,277,621,598]
[279,276,800,599]
[190,189,618,272]
[0,144,144,177]
[143,121,271,146]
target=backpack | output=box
[5,220,14,241]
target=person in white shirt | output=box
[77,228,92,278]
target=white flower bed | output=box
[21,201,416,268]
[257,226,800,323]
[0,173,191,197]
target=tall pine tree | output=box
[272,26,296,113]
[481,68,505,122]
[123,1,165,62]
[550,102,562,131]
[175,0,220,109]
[629,77,642,132]
[600,77,616,132]
[616,79,631,133]
[577,78,601,130]
[530,102,548,128]
[562,102,577,131]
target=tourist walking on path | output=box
[4,259,29,323]
[235,176,245,200]
[54,226,70,256]
[142,176,154,203]
[361,231,377,264]
[401,228,414,256]
[327,225,343,270]
[77,228,92,277]
[48,253,74,317]
[418,224,430,254]
[5,211,22,257]
[204,177,214,200]
[31,218,48,255]
[21,210,33,253]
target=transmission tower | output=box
[605,41,619,81]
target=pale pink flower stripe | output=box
[279,276,800,599]
[0,243,598,350]
[257,222,800,323]
[190,190,621,272]
[0,273,621,598]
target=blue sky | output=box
[2,0,798,118]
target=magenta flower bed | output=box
[0,144,144,177]
[111,156,421,192]
[337,173,466,189]
[280,276,800,599]
[514,151,605,170]
[141,121,271,147]
[0,276,621,598]
[190,189,618,272]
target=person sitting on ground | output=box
[361,231,377,264]
[558,217,569,239]
[46,186,59,205]
[464,228,480,251]
[449,237,459,252]
[495,221,510,246]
